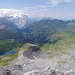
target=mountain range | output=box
[0,11,75,75]
[0,12,75,54]
[0,15,30,29]
[0,9,55,29]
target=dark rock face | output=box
[14,64,23,70]
[23,45,42,59]
[27,46,41,52]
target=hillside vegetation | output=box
[23,19,67,45]
[0,19,75,55]
[0,21,26,55]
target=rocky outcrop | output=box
[23,44,42,59]
[0,43,75,75]
[27,45,41,52]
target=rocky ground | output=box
[0,43,75,75]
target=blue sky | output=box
[0,0,75,20]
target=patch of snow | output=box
[33,56,37,59]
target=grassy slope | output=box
[0,48,20,68]
[41,28,75,59]
[0,43,30,68]
[23,19,67,46]
[0,29,26,55]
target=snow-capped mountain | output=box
[0,9,54,29]
[0,9,30,28]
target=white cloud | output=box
[32,0,75,6]
[0,9,26,17]
[0,5,49,18]
[24,5,49,18]
[0,3,75,20]
[45,0,62,6]
[63,0,74,2]
[33,0,75,7]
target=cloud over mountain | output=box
[0,9,26,17]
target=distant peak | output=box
[42,17,53,20]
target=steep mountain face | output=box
[0,20,11,30]
[22,19,68,45]
[0,20,18,39]
[0,15,30,29]
[0,9,31,28]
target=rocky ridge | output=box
[0,43,75,75]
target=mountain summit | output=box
[0,9,30,28]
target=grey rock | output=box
[14,64,23,70]
[1,69,12,75]
[1,43,75,75]
[23,45,44,59]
